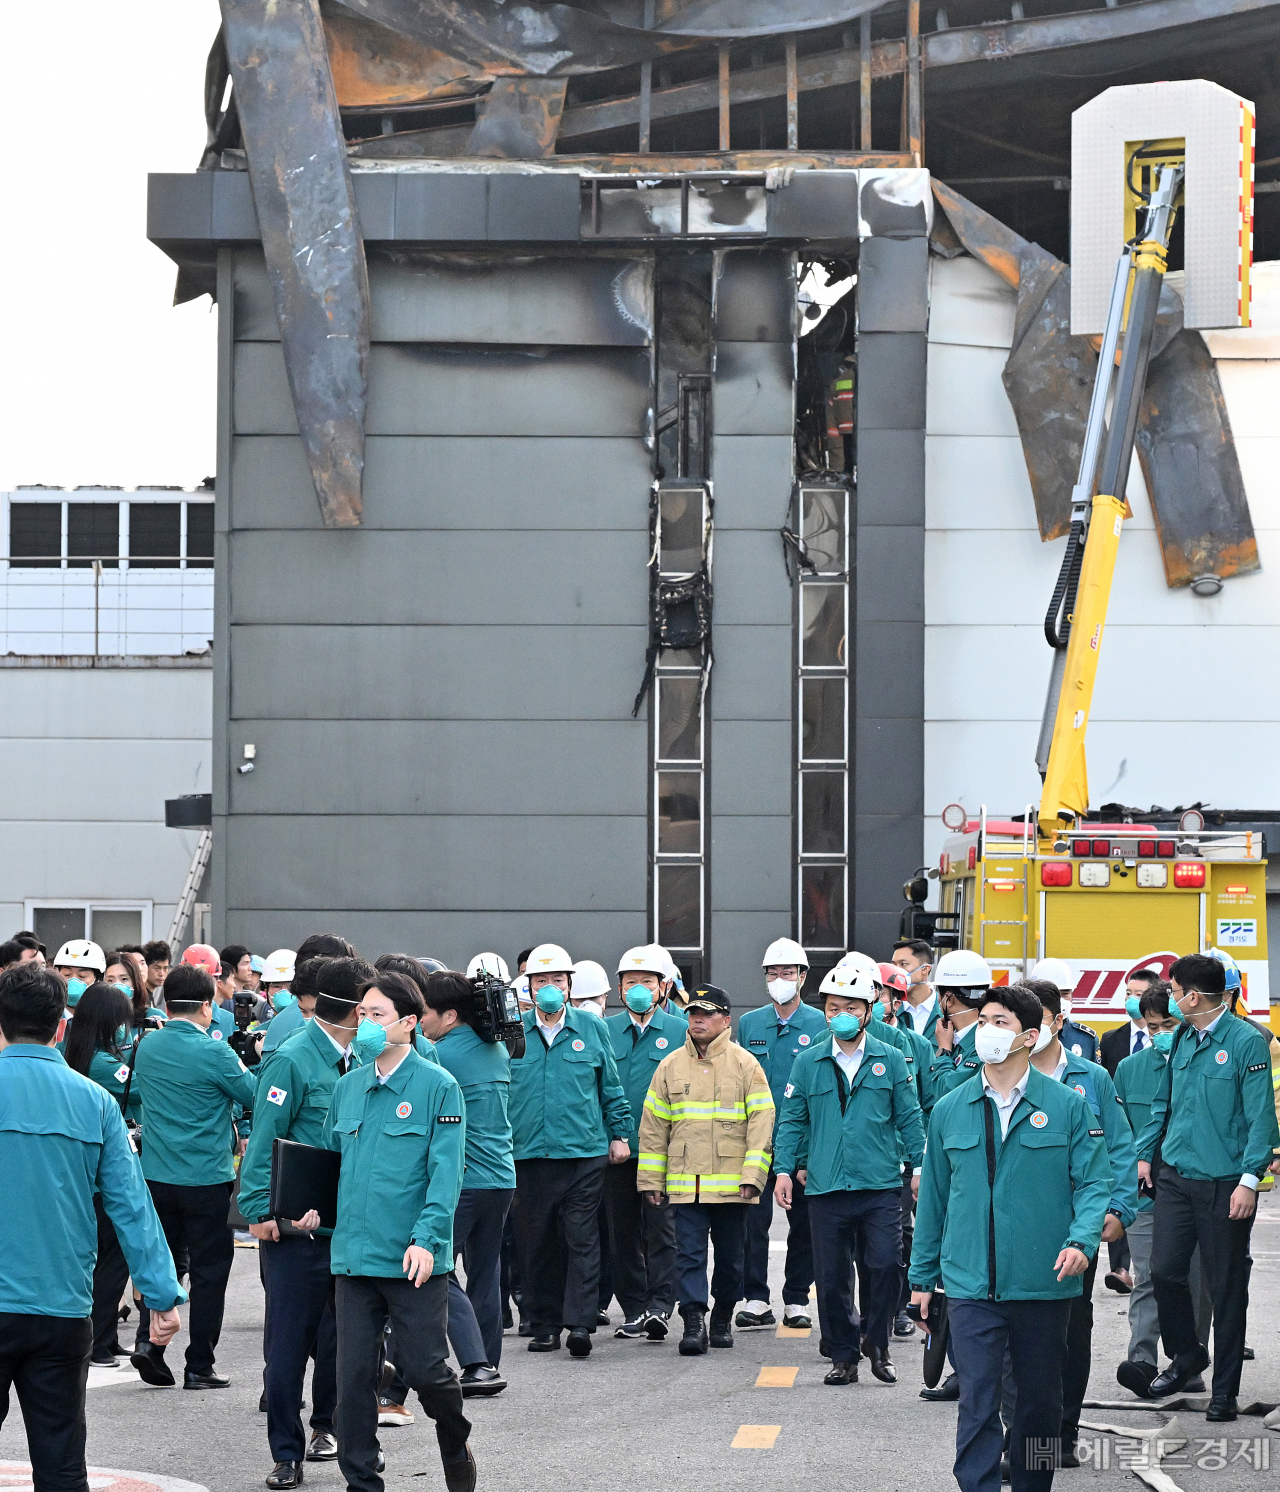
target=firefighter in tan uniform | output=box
[636,984,773,1356]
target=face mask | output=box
[1060,998,1073,1019]
[829,1012,861,1040]
[870,1000,886,1022]
[974,1023,1021,1064]
[768,978,798,1005]
[624,988,655,1014]
[116,1024,130,1047]
[274,991,296,1011]
[535,987,566,1014]
[1125,995,1143,1021]
[574,998,604,1018]
[66,978,89,1006]
[1031,1022,1054,1055]
[353,1017,388,1056]
[1152,1030,1175,1053]
[111,981,133,995]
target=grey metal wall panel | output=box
[856,430,925,526]
[713,342,795,436]
[856,622,924,720]
[233,343,652,437]
[713,251,796,342]
[710,721,792,815]
[710,626,791,721]
[855,528,925,623]
[353,175,397,241]
[228,625,647,721]
[232,253,652,346]
[227,720,646,816]
[487,173,581,241]
[711,532,791,625]
[857,239,930,332]
[394,174,487,241]
[765,171,860,241]
[712,437,794,530]
[147,173,212,241]
[225,815,645,910]
[227,532,645,626]
[211,173,259,239]
[852,813,920,960]
[855,717,924,818]
[230,436,652,532]
[714,912,776,1013]
[711,817,792,910]
[856,333,927,431]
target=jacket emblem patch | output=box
[871,1062,886,1076]
[395,1101,412,1118]
[655,1037,668,1049]
[114,1065,131,1084]
[798,1034,811,1046]
[572,1039,585,1052]
[1029,1111,1048,1128]
[437,1114,461,1124]
[1215,1050,1229,1065]
[267,1087,287,1106]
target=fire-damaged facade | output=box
[147,0,1280,1002]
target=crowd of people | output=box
[1,926,1278,1492]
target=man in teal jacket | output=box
[926,948,992,1099]
[509,943,631,1357]
[910,982,1110,1492]
[774,967,925,1386]
[239,956,370,1486]
[735,937,828,1330]
[603,944,687,1340]
[304,970,474,1492]
[1135,953,1280,1418]
[132,960,258,1389]
[0,963,185,1492]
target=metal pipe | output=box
[718,46,730,151]
[860,14,872,151]
[906,0,922,162]
[785,36,798,150]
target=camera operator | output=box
[421,970,517,1396]
[240,956,371,1487]
[132,961,258,1389]
[0,962,184,1492]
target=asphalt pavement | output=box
[3,1197,1279,1492]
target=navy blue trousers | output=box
[808,1187,901,1359]
[260,1232,337,1462]
[445,1187,513,1369]
[743,1169,813,1306]
[674,1202,748,1313]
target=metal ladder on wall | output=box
[167,828,213,949]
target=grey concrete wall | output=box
[853,235,929,955]
[214,249,653,966]
[708,250,797,1009]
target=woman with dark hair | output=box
[63,981,146,1365]
[103,951,162,1039]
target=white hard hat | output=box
[467,952,511,982]
[616,943,670,978]
[263,948,296,985]
[512,974,532,1007]
[934,949,993,988]
[819,965,877,1003]
[53,939,106,975]
[834,950,879,979]
[1030,957,1076,992]
[571,960,613,1001]
[524,943,575,976]
[762,937,809,969]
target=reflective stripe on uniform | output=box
[667,1174,747,1193]
[643,1093,673,1119]
[744,1092,775,1114]
[744,1149,771,1169]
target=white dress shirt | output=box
[536,1015,566,1046]
[905,992,937,1035]
[982,1063,1031,1140]
[833,1039,865,1083]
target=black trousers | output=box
[1060,1252,1099,1442]
[603,1158,678,1319]
[674,1202,748,1313]
[147,1179,234,1375]
[0,1313,92,1492]
[90,1198,129,1358]
[1151,1164,1255,1398]
[261,1233,337,1462]
[512,1156,608,1334]
[448,1187,513,1369]
[335,1275,470,1492]
[897,1170,916,1312]
[742,1168,813,1306]
[950,1298,1071,1492]
[809,1188,901,1359]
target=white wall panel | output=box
[927,257,1016,349]
[925,343,1021,437]
[7,667,212,739]
[926,436,1034,531]
[0,740,208,821]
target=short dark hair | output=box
[1127,968,1162,990]
[893,939,933,962]
[295,933,357,966]
[143,940,171,965]
[218,962,236,981]
[360,971,426,1021]
[164,963,215,1009]
[981,983,1043,1034]
[13,931,44,953]
[1139,983,1172,1020]
[0,940,24,968]
[939,985,988,1010]
[516,948,535,970]
[63,983,132,1074]
[423,970,473,1020]
[117,943,145,956]
[1169,953,1225,997]
[220,944,251,968]
[1024,977,1061,1018]
[0,963,67,1042]
[315,957,378,1011]
[375,953,431,1000]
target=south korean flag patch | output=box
[114,1065,131,1084]
[266,1087,288,1106]
[784,1083,795,1098]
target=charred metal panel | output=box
[220,0,369,530]
[713,251,796,343]
[393,173,488,239]
[467,77,567,158]
[1137,332,1261,587]
[766,171,861,241]
[713,343,795,436]
[486,173,581,239]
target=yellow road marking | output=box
[732,1425,782,1449]
[755,1366,799,1387]
[776,1323,810,1338]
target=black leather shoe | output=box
[1059,1443,1080,1468]
[442,1446,476,1492]
[679,1308,708,1356]
[91,1352,121,1367]
[893,1310,917,1339]
[866,1345,897,1383]
[1149,1349,1210,1399]
[567,1329,592,1358]
[1205,1395,1238,1423]
[306,1432,337,1461]
[1116,1359,1158,1398]
[517,1321,534,1337]
[1184,1374,1206,1392]
[130,1344,175,1388]
[375,1453,385,1475]
[818,1336,831,1360]
[708,1310,734,1349]
[265,1463,302,1489]
[824,1361,858,1385]
[528,1332,561,1352]
[1000,1456,1010,1482]
[920,1371,959,1402]
[184,1369,231,1390]
[596,1310,611,1327]
[460,1364,506,1396]
[1242,1345,1254,1361]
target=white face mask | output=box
[574,999,605,1018]
[1060,997,1073,1018]
[767,978,798,1005]
[975,1023,1022,1064]
[1031,1023,1054,1055]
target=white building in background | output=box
[1,485,213,952]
